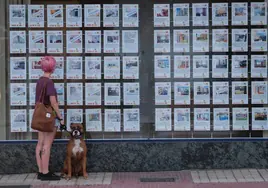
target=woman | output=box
[35,56,63,181]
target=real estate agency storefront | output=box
[0,0,268,174]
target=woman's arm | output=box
[50,95,64,124]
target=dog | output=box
[61,123,88,180]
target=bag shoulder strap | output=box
[38,78,49,103]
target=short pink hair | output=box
[40,56,56,73]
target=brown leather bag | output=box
[31,80,56,132]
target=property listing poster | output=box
[85,83,101,106]
[232,81,248,104]
[212,3,228,26]
[86,109,102,132]
[173,4,189,27]
[10,31,26,54]
[174,82,190,105]
[194,82,210,105]
[104,30,120,53]
[213,108,230,131]
[193,55,209,78]
[10,109,27,132]
[252,108,268,130]
[123,4,139,27]
[251,81,267,104]
[251,29,267,51]
[10,83,26,106]
[104,83,121,106]
[51,56,64,79]
[212,55,228,78]
[123,82,140,105]
[124,108,140,132]
[173,30,190,52]
[29,30,45,53]
[104,56,120,79]
[85,56,101,79]
[9,5,25,28]
[251,55,267,78]
[54,83,65,106]
[192,3,209,26]
[103,4,119,27]
[29,56,43,79]
[85,30,101,53]
[66,30,83,53]
[67,83,83,106]
[29,83,36,106]
[155,82,171,105]
[231,55,248,78]
[66,56,82,79]
[251,2,267,25]
[232,29,248,52]
[154,30,170,53]
[10,57,26,80]
[232,3,248,25]
[193,29,209,52]
[122,30,139,53]
[232,108,249,130]
[154,4,170,27]
[212,29,228,52]
[194,108,210,131]
[123,56,139,79]
[67,109,83,131]
[174,55,190,78]
[155,108,172,131]
[28,5,44,28]
[174,108,190,131]
[213,82,229,105]
[84,4,101,27]
[66,4,82,27]
[104,109,121,132]
[154,55,170,78]
[47,31,63,54]
[47,4,63,27]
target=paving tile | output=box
[249,169,264,182]
[0,175,10,183]
[191,171,200,183]
[207,170,218,183]
[223,170,236,182]
[258,169,268,181]
[241,169,255,182]
[232,170,246,182]
[214,170,228,183]
[198,171,209,183]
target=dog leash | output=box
[59,123,72,135]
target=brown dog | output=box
[61,123,88,180]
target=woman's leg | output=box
[36,131,45,173]
[41,127,57,174]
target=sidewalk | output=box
[1,169,268,188]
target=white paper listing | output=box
[105,109,121,132]
[124,108,140,132]
[86,109,102,132]
[252,108,268,130]
[213,108,230,131]
[232,108,249,131]
[174,108,190,131]
[9,5,25,28]
[154,4,170,27]
[194,108,210,131]
[84,4,101,27]
[155,108,171,131]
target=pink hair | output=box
[40,56,56,73]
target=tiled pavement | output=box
[2,169,268,187]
